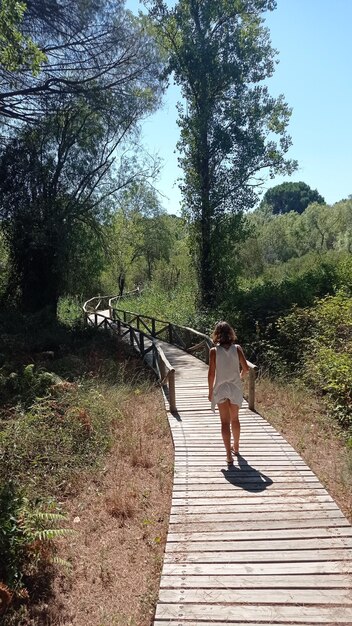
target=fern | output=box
[32,528,75,542]
[52,556,72,570]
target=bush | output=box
[302,292,352,428]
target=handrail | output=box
[85,310,176,412]
[108,288,141,311]
[111,306,213,362]
[83,288,141,314]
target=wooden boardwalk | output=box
[153,342,352,626]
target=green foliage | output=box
[302,293,352,427]
[101,185,177,293]
[234,256,343,337]
[0,482,70,595]
[260,181,325,214]
[0,363,60,406]
[237,200,352,278]
[57,296,84,326]
[0,0,46,74]
[0,313,152,497]
[119,282,196,327]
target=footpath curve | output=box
[153,342,352,626]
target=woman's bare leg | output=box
[229,402,240,454]
[218,401,232,463]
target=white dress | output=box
[211,344,243,412]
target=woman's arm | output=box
[208,347,216,401]
[237,344,250,377]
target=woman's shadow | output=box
[221,454,273,492]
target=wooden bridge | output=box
[84,297,352,625]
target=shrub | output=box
[302,292,352,428]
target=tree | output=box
[0,100,158,313]
[103,184,174,294]
[0,0,163,124]
[147,0,296,307]
[260,181,325,214]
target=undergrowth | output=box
[0,310,157,622]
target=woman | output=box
[208,321,249,465]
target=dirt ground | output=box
[255,375,352,523]
[41,388,174,626]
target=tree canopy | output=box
[260,181,325,215]
[0,0,163,124]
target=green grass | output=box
[116,284,196,326]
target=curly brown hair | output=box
[212,321,237,345]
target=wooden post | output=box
[129,328,134,347]
[159,355,166,381]
[139,332,144,356]
[248,367,256,411]
[169,323,173,344]
[152,318,156,337]
[94,313,98,326]
[168,370,176,412]
[205,343,210,365]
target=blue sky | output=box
[127,0,352,213]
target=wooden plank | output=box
[169,517,351,534]
[158,587,352,605]
[171,495,334,506]
[155,603,352,623]
[169,509,346,524]
[170,502,340,515]
[155,623,348,626]
[165,537,352,552]
[160,573,352,589]
[173,472,319,481]
[162,561,352,576]
[167,527,352,542]
[164,548,352,563]
[154,622,343,626]
[172,487,328,497]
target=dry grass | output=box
[17,386,173,626]
[254,375,352,523]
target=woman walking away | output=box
[208,321,249,466]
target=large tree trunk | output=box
[198,113,216,309]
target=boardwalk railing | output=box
[84,310,177,412]
[84,288,141,314]
[110,306,213,361]
[83,298,258,412]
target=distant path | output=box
[153,342,352,625]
